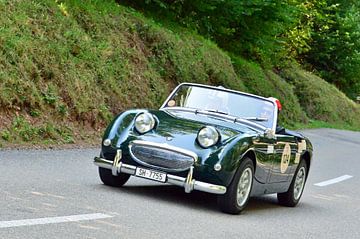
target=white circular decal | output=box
[281,143,291,173]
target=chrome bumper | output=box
[94,152,226,195]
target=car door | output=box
[253,135,276,184]
[268,134,298,183]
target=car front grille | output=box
[129,143,195,172]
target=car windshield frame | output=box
[160,83,278,132]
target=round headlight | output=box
[134,112,156,134]
[197,126,220,148]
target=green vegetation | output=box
[281,66,360,128]
[122,0,299,63]
[2,116,74,144]
[0,0,359,147]
[293,120,360,132]
[123,0,360,99]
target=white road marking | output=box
[314,175,353,187]
[0,213,112,229]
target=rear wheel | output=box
[99,167,130,187]
[277,159,308,207]
[217,158,254,214]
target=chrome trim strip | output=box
[193,181,226,194]
[120,163,136,175]
[167,175,186,187]
[94,157,226,195]
[94,157,113,170]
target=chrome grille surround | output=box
[129,140,198,172]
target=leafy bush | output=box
[123,0,360,99]
[282,66,360,128]
[286,0,360,99]
[0,0,245,144]
[121,0,299,63]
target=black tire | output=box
[277,159,308,207]
[217,158,254,214]
[98,167,130,187]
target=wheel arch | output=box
[301,151,311,179]
[218,136,257,187]
[242,149,257,173]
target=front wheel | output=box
[277,159,308,207]
[217,158,254,214]
[98,167,130,187]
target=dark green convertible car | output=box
[94,83,313,214]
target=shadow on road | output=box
[95,183,284,214]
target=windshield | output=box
[162,85,276,129]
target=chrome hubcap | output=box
[236,168,253,207]
[294,167,306,200]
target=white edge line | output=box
[0,213,113,229]
[314,175,353,187]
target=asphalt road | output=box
[0,128,359,239]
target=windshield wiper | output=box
[203,109,228,115]
[239,117,268,122]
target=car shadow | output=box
[98,183,284,214]
[119,184,219,212]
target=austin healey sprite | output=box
[94,83,313,214]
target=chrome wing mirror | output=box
[264,128,276,139]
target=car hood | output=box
[135,109,255,145]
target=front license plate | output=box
[135,167,167,183]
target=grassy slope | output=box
[0,0,359,147]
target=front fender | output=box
[101,109,149,159]
[207,134,255,187]
[102,109,150,146]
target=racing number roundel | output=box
[281,143,291,173]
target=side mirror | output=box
[264,128,276,139]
